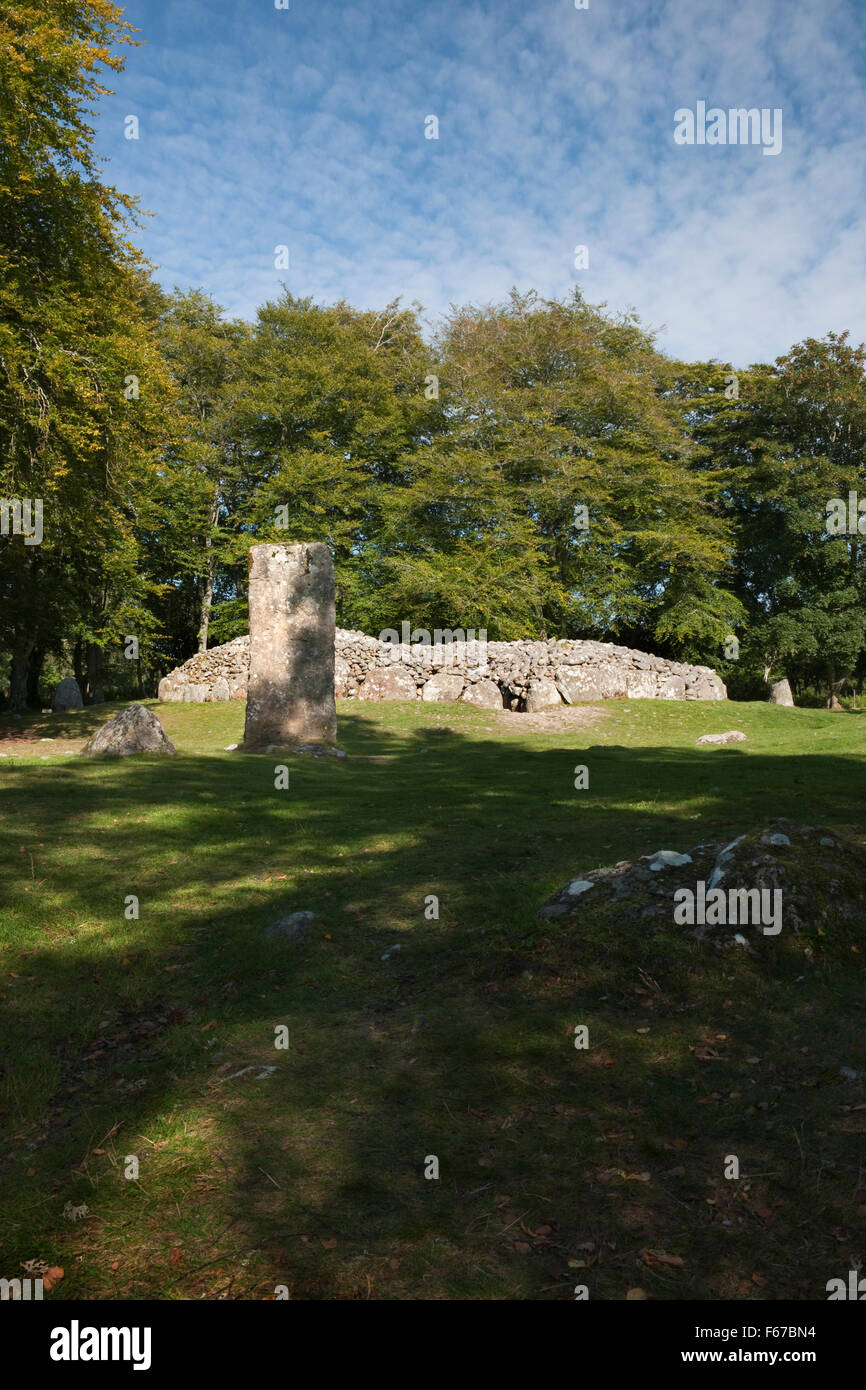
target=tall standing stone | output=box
[243,542,337,749]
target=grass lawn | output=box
[1,695,864,1300]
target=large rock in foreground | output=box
[538,820,865,946]
[81,704,175,758]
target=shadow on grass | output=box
[1,711,865,1299]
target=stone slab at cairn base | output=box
[243,542,337,750]
[524,678,562,712]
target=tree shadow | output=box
[1,715,865,1299]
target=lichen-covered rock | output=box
[769,679,795,706]
[555,667,610,704]
[81,704,175,758]
[625,671,659,699]
[460,679,504,710]
[524,678,562,712]
[421,671,465,702]
[538,819,866,948]
[357,665,417,700]
[696,730,747,745]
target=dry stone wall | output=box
[158,630,726,708]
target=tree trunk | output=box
[196,494,221,653]
[9,634,35,712]
[85,643,105,704]
[197,567,214,653]
[27,647,45,708]
[73,638,84,691]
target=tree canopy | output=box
[1,2,864,709]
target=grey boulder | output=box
[81,704,176,758]
[264,910,315,942]
[768,679,795,706]
[696,730,747,745]
[524,678,562,712]
[460,680,504,710]
[52,677,83,711]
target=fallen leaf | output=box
[639,1248,685,1269]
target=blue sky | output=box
[94,0,866,366]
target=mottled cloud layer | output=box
[95,0,866,366]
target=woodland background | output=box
[3,2,865,710]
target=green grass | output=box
[1,696,864,1300]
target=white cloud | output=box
[99,0,866,363]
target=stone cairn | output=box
[160,625,725,711]
[242,542,337,749]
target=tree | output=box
[692,334,866,704]
[155,289,250,653]
[0,2,173,707]
[380,289,743,647]
[230,293,433,636]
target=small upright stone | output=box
[52,677,83,711]
[768,678,795,706]
[243,542,337,750]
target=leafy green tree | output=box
[691,334,866,704]
[229,293,433,635]
[154,289,250,653]
[0,1,173,706]
[380,289,743,647]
